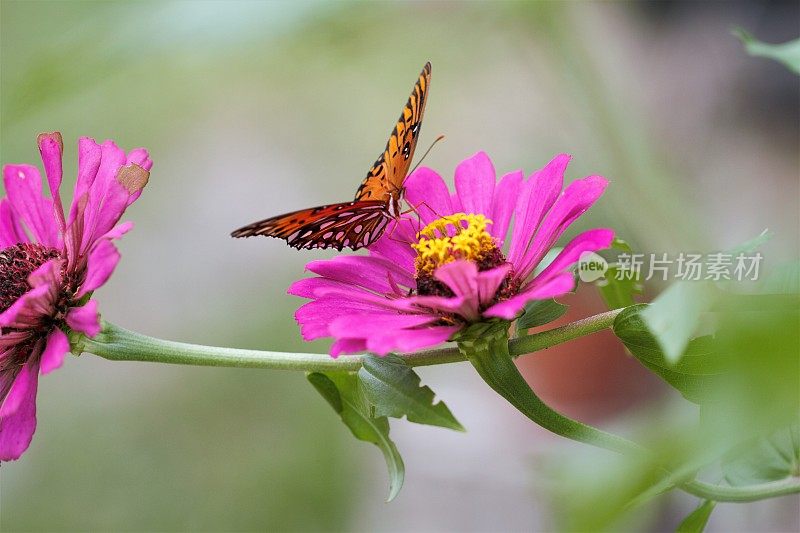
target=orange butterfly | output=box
[231,62,431,251]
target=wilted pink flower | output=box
[0,132,150,460]
[289,152,613,357]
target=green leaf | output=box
[726,229,772,256]
[641,281,717,365]
[595,237,643,310]
[610,237,633,254]
[676,500,716,533]
[307,371,405,501]
[550,448,672,532]
[722,424,800,487]
[734,28,800,75]
[517,299,567,331]
[707,298,800,438]
[641,230,771,363]
[613,305,724,403]
[596,266,643,309]
[358,355,464,431]
[762,261,800,293]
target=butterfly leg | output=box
[384,217,416,247]
[401,199,444,234]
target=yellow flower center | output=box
[412,213,497,276]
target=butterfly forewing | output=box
[355,62,431,204]
[231,201,390,251]
[232,62,431,250]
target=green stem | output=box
[457,321,800,503]
[681,478,800,503]
[84,310,622,372]
[460,320,642,456]
[83,311,800,503]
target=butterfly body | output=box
[232,62,431,250]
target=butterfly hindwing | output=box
[355,62,431,204]
[230,200,391,251]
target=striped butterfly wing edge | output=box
[230,200,391,251]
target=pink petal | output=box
[434,260,480,321]
[507,154,570,267]
[330,338,367,357]
[79,142,129,252]
[65,299,100,337]
[398,295,468,315]
[477,264,512,307]
[306,254,414,294]
[369,218,417,273]
[434,260,478,298]
[450,192,463,214]
[295,298,387,340]
[80,178,130,253]
[532,228,614,285]
[290,277,407,304]
[126,148,153,171]
[76,239,121,298]
[2,164,59,247]
[0,330,30,351]
[0,199,27,247]
[289,277,370,299]
[39,328,69,375]
[95,139,128,190]
[101,220,134,241]
[68,137,102,227]
[307,283,414,310]
[455,151,496,218]
[490,170,523,242]
[403,167,454,225]
[483,272,576,320]
[127,190,143,206]
[295,279,465,321]
[0,260,61,329]
[75,142,148,254]
[28,258,63,289]
[0,358,40,461]
[516,175,609,281]
[329,313,436,338]
[37,132,66,230]
[365,325,459,356]
[314,288,466,318]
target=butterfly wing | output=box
[355,62,431,205]
[231,63,431,251]
[230,200,391,251]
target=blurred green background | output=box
[1,1,797,531]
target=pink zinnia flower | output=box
[0,132,150,460]
[289,152,613,357]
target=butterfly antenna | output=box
[410,134,445,174]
